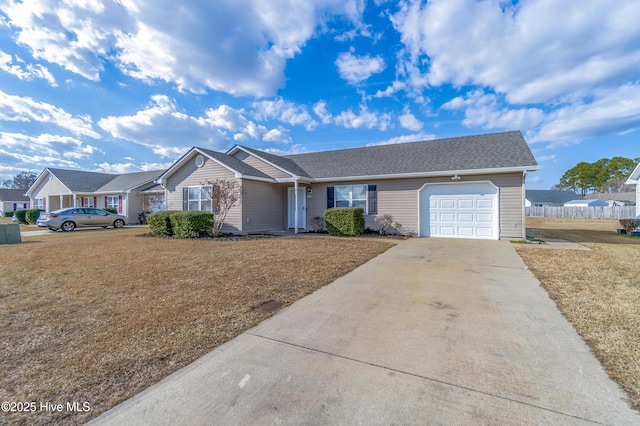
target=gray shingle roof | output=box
[283,131,537,179]
[526,190,582,205]
[48,168,116,192]
[96,170,164,192]
[0,189,30,201]
[197,147,272,179]
[236,146,312,178]
[584,192,636,202]
[48,168,165,193]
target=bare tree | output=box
[202,179,242,236]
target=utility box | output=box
[0,223,21,244]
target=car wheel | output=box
[113,219,125,228]
[61,221,75,232]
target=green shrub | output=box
[25,209,44,224]
[619,219,640,233]
[324,207,364,236]
[170,211,213,238]
[103,207,117,214]
[147,210,180,236]
[13,209,27,224]
[3,211,14,218]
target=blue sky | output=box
[0,0,639,189]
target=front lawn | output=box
[0,229,394,425]
[516,217,640,411]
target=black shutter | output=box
[368,185,377,215]
[182,187,188,210]
[327,187,334,209]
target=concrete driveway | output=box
[90,238,639,425]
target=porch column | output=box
[294,179,299,234]
[60,195,63,209]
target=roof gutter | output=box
[309,165,540,183]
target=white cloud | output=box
[263,127,291,143]
[442,90,545,130]
[0,89,99,138]
[531,83,640,145]
[0,0,367,96]
[373,80,406,98]
[335,50,386,84]
[313,100,332,124]
[391,0,640,104]
[252,98,318,131]
[334,105,391,130]
[367,132,436,146]
[535,155,556,162]
[93,161,171,173]
[0,132,84,169]
[261,144,307,155]
[312,101,392,131]
[398,108,423,131]
[98,95,293,156]
[0,50,57,86]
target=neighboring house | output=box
[584,192,636,207]
[525,190,582,207]
[157,131,539,240]
[0,189,30,216]
[25,168,165,224]
[627,162,640,217]
[564,199,609,207]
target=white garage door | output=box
[420,182,499,240]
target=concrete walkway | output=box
[90,239,639,425]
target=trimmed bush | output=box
[170,211,214,238]
[13,209,27,224]
[147,210,180,236]
[324,207,365,236]
[3,211,14,217]
[620,219,640,233]
[25,209,44,224]
[103,207,117,214]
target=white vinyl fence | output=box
[526,206,636,219]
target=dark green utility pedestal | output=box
[0,223,21,244]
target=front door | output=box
[287,187,306,229]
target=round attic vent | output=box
[195,154,205,168]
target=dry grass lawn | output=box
[0,228,394,425]
[515,217,640,410]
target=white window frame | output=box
[107,196,119,213]
[84,197,94,208]
[187,185,212,212]
[35,198,44,210]
[334,184,368,214]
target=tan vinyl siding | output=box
[232,151,291,179]
[31,174,71,199]
[165,154,235,209]
[165,154,242,233]
[304,172,525,239]
[241,180,285,232]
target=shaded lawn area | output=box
[516,217,640,411]
[0,229,394,425]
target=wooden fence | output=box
[526,206,636,219]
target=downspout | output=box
[294,179,299,234]
[522,171,527,240]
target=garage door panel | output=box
[477,213,494,223]
[420,183,498,240]
[440,213,455,222]
[477,199,494,208]
[458,213,474,223]
[458,199,474,208]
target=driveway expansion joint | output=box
[245,332,604,425]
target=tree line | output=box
[0,171,38,190]
[555,157,639,196]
